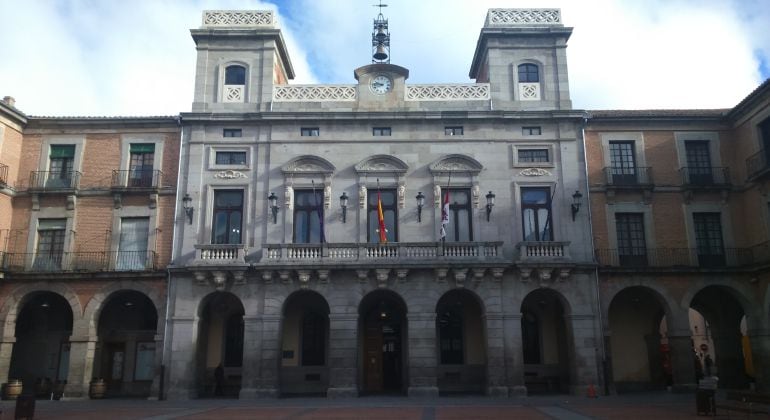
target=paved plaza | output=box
[0,392,741,419]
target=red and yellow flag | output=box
[377,190,387,243]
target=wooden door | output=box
[104,343,125,393]
[364,323,383,392]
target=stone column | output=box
[566,314,600,396]
[256,314,280,397]
[748,328,770,392]
[667,329,697,392]
[503,313,526,396]
[239,316,262,399]
[483,313,507,396]
[64,335,97,399]
[0,337,15,385]
[327,313,358,398]
[406,312,439,397]
[165,318,197,400]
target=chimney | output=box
[2,96,15,108]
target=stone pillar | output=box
[327,313,358,398]
[503,314,526,396]
[256,314,280,397]
[406,312,439,397]
[484,313,507,396]
[0,337,15,385]
[566,314,600,396]
[64,336,97,399]
[239,316,262,399]
[667,329,696,392]
[748,328,770,391]
[165,318,197,400]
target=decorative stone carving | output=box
[324,184,332,209]
[212,271,227,290]
[434,185,441,207]
[356,269,369,283]
[316,269,330,284]
[354,155,409,174]
[435,268,449,283]
[223,86,244,103]
[66,194,76,211]
[398,183,406,209]
[113,193,122,209]
[282,156,335,175]
[518,82,541,101]
[193,271,208,286]
[203,10,274,27]
[558,268,571,281]
[538,269,553,287]
[359,184,367,209]
[453,268,468,288]
[405,84,490,101]
[471,268,486,282]
[395,269,409,283]
[149,193,158,209]
[472,185,480,208]
[279,270,291,284]
[429,154,483,175]
[518,267,532,282]
[487,8,561,25]
[519,168,552,177]
[284,186,293,209]
[490,267,505,281]
[31,193,40,211]
[375,269,390,288]
[261,270,274,284]
[214,170,247,179]
[297,270,312,288]
[273,85,357,102]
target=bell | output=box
[375,27,387,42]
[373,44,388,61]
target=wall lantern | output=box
[340,191,349,223]
[182,194,194,225]
[571,190,583,221]
[268,192,279,224]
[485,191,496,222]
[416,191,426,222]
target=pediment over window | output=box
[281,155,336,175]
[429,154,483,175]
[354,155,409,175]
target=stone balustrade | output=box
[194,244,246,264]
[262,242,503,263]
[516,241,571,261]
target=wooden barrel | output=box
[89,378,106,399]
[4,379,23,400]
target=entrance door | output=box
[364,324,383,392]
[104,343,125,394]
[363,315,402,393]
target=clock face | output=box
[370,75,392,94]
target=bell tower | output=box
[372,2,391,63]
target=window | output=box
[522,126,541,136]
[212,190,243,244]
[615,213,647,266]
[518,63,539,83]
[117,217,149,270]
[215,151,247,165]
[437,303,463,364]
[442,189,473,242]
[609,141,637,184]
[760,117,770,154]
[129,144,155,187]
[301,312,326,366]
[685,140,713,184]
[34,219,66,270]
[301,127,320,137]
[521,187,552,241]
[372,127,391,136]
[444,126,464,136]
[224,65,246,85]
[368,189,398,242]
[693,212,725,267]
[518,149,549,163]
[293,190,325,243]
[223,129,242,138]
[48,145,75,188]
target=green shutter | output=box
[130,143,155,154]
[49,145,75,158]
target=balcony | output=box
[262,242,503,265]
[603,166,653,187]
[0,163,7,187]
[595,247,761,269]
[111,169,163,190]
[28,170,81,191]
[680,166,730,188]
[194,244,247,265]
[1,251,157,273]
[746,149,770,181]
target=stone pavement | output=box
[0,392,729,419]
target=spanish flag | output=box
[377,190,387,243]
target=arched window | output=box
[225,65,246,85]
[518,63,539,83]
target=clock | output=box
[370,75,392,94]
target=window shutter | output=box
[130,144,155,154]
[49,145,75,158]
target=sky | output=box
[0,0,769,116]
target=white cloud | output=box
[0,0,766,115]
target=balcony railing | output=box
[746,149,770,180]
[194,244,247,264]
[603,166,653,187]
[516,241,571,262]
[679,166,730,187]
[0,163,8,186]
[112,169,163,189]
[595,247,760,268]
[29,170,81,191]
[1,251,156,272]
[263,242,503,263]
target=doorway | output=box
[359,290,406,394]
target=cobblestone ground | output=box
[0,392,742,419]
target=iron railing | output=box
[746,149,769,179]
[603,166,653,186]
[29,170,81,190]
[0,163,8,186]
[679,166,730,187]
[595,247,760,268]
[111,169,163,189]
[1,251,156,272]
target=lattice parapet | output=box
[405,84,490,101]
[273,85,357,101]
[486,9,561,26]
[202,10,275,27]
